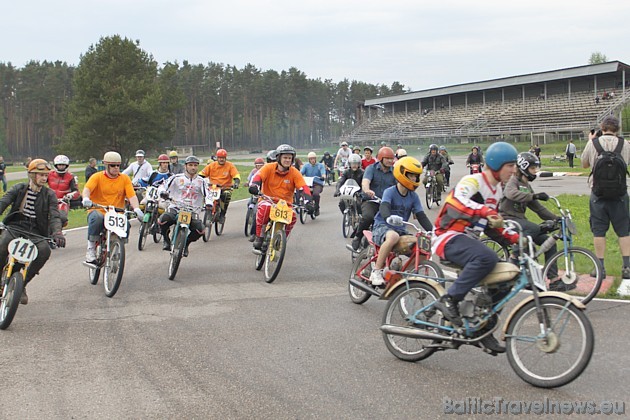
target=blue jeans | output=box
[0,175,6,192]
[87,211,105,241]
[444,235,499,300]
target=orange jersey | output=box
[199,161,239,188]
[254,163,307,204]
[85,172,136,214]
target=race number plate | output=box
[8,238,38,263]
[146,186,159,200]
[208,186,221,201]
[104,209,128,238]
[339,184,360,197]
[270,200,292,224]
[417,233,432,253]
[178,210,192,224]
[303,176,315,187]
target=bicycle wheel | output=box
[103,236,125,298]
[542,247,602,304]
[215,213,225,236]
[0,272,24,330]
[342,211,351,238]
[168,229,186,280]
[138,221,149,251]
[202,210,212,242]
[405,259,445,279]
[264,228,287,283]
[244,207,255,237]
[481,238,510,262]
[425,184,433,209]
[382,281,441,362]
[348,247,373,304]
[506,297,594,388]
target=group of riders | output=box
[1,141,565,355]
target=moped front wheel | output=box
[481,238,510,262]
[348,247,373,304]
[506,297,594,388]
[342,211,351,238]
[425,184,433,209]
[215,212,225,236]
[542,247,602,304]
[103,236,125,298]
[202,210,212,242]
[264,228,286,283]
[382,281,441,362]
[0,272,24,330]
[244,206,255,237]
[151,213,162,243]
[138,221,149,251]
[405,259,444,279]
[168,229,186,280]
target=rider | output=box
[369,157,434,285]
[351,146,396,251]
[0,159,65,304]
[158,156,211,256]
[266,150,277,163]
[432,142,519,354]
[361,146,376,169]
[247,157,265,185]
[352,145,362,157]
[82,152,144,263]
[48,154,80,226]
[168,150,184,174]
[320,151,335,181]
[438,145,454,187]
[334,153,364,214]
[248,144,311,251]
[140,154,173,212]
[333,141,351,175]
[499,152,568,291]
[395,148,407,159]
[466,146,484,174]
[300,152,326,216]
[199,148,240,224]
[123,149,154,187]
[421,144,448,204]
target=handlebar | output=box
[0,222,56,246]
[88,203,128,213]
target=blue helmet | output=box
[484,142,518,171]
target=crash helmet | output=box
[393,157,423,190]
[485,142,518,171]
[53,154,70,173]
[517,152,540,182]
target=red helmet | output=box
[216,149,228,158]
[377,146,395,161]
[157,154,169,163]
[254,157,264,165]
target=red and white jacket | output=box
[48,171,79,200]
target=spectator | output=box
[595,95,600,104]
[533,144,541,160]
[85,158,98,182]
[580,115,630,279]
[0,156,6,193]
[565,140,577,168]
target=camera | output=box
[590,128,602,137]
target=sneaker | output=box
[253,236,263,250]
[162,241,171,251]
[20,288,28,305]
[314,208,320,217]
[623,267,630,279]
[369,269,385,286]
[434,294,462,327]
[351,236,361,251]
[479,333,505,354]
[590,267,606,278]
[248,234,256,243]
[548,279,577,292]
[85,248,97,263]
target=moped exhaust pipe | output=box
[380,324,453,341]
[349,278,381,297]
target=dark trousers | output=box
[508,217,558,279]
[159,209,204,245]
[445,235,499,300]
[566,153,575,168]
[0,226,51,284]
[356,201,379,239]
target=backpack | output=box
[589,137,629,199]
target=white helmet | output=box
[53,154,70,173]
[307,152,317,159]
[348,154,361,165]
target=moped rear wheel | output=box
[264,228,286,283]
[382,281,441,362]
[348,247,373,304]
[168,229,186,280]
[103,236,125,298]
[0,272,24,330]
[506,297,593,388]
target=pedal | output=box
[82,261,98,269]
[252,249,263,255]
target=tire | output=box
[406,259,445,279]
[299,205,307,224]
[348,247,373,304]
[202,210,212,242]
[168,228,186,280]
[244,207,255,237]
[381,281,441,362]
[89,241,104,285]
[151,216,162,243]
[481,238,510,262]
[342,211,351,238]
[264,228,287,283]
[215,213,225,236]
[0,272,24,330]
[542,247,603,304]
[506,297,594,388]
[425,184,433,209]
[138,221,149,251]
[103,236,125,298]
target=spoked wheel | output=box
[348,247,374,304]
[103,236,125,298]
[382,281,442,362]
[215,213,225,236]
[88,243,103,285]
[138,221,150,251]
[168,230,186,281]
[264,228,287,283]
[342,211,351,238]
[151,217,162,244]
[202,210,213,242]
[406,259,445,279]
[425,184,434,209]
[481,238,510,262]
[506,297,594,388]
[542,247,603,304]
[299,203,307,224]
[0,272,24,330]
[244,206,255,237]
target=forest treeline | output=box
[0,55,407,160]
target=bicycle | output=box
[424,170,440,209]
[0,223,55,329]
[202,184,229,242]
[348,220,444,305]
[167,199,201,280]
[294,178,316,224]
[138,186,163,250]
[83,204,132,298]
[338,179,361,238]
[380,219,594,388]
[244,194,258,238]
[325,167,335,185]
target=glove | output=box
[533,192,550,201]
[486,214,504,229]
[134,208,144,220]
[248,184,260,195]
[52,232,66,248]
[540,219,556,232]
[233,179,240,189]
[65,192,75,200]
[386,215,404,226]
[333,191,341,197]
[82,198,92,208]
[160,192,170,200]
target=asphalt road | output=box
[0,160,625,419]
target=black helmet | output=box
[429,144,438,152]
[517,152,540,181]
[363,146,373,152]
[323,151,330,156]
[185,155,200,164]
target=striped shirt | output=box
[23,188,38,218]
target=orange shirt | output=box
[85,172,136,214]
[256,163,306,204]
[199,161,240,188]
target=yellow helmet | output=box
[393,156,423,190]
[27,158,52,174]
[168,150,178,158]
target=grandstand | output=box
[343,61,630,145]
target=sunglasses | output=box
[108,164,121,168]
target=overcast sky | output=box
[3,1,630,92]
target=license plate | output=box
[178,210,192,224]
